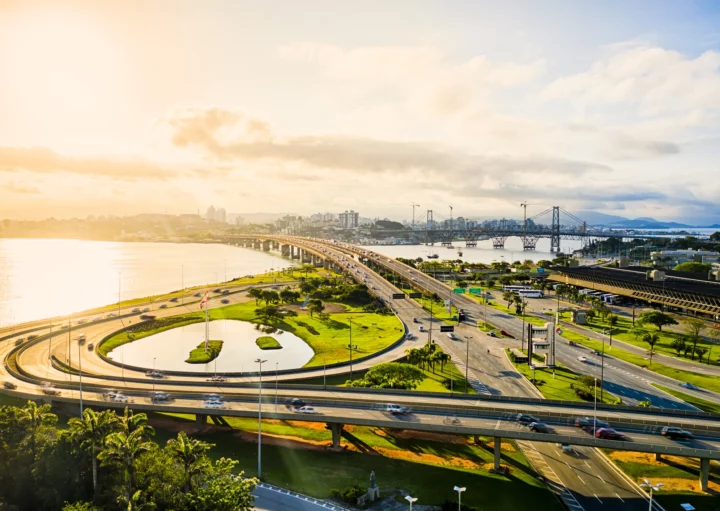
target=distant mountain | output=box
[573,211,691,229]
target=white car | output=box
[296,406,317,414]
[448,333,457,340]
[406,333,414,340]
[204,401,225,409]
[577,356,588,363]
[385,403,410,414]
[111,394,130,403]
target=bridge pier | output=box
[700,458,709,491]
[291,246,300,259]
[253,241,261,250]
[262,240,271,251]
[329,423,344,449]
[494,437,501,470]
[281,244,291,257]
[196,414,207,427]
[492,237,507,249]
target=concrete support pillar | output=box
[291,246,300,259]
[494,437,501,470]
[323,259,330,270]
[654,453,662,461]
[262,240,271,252]
[281,244,291,257]
[700,458,710,491]
[329,423,344,448]
[196,414,207,427]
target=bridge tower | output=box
[550,206,561,253]
[425,210,434,245]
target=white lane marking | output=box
[577,475,586,485]
[593,494,602,503]
[583,460,591,468]
[615,493,624,502]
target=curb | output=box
[594,449,667,511]
[256,482,350,510]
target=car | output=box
[132,308,141,313]
[159,304,168,309]
[529,422,552,433]
[14,339,24,346]
[140,314,156,320]
[679,382,700,390]
[87,343,94,351]
[145,370,164,378]
[405,333,414,340]
[419,326,425,332]
[595,428,626,440]
[661,427,694,440]
[204,401,225,409]
[194,292,201,297]
[151,392,171,402]
[42,386,61,396]
[385,403,410,414]
[207,375,227,382]
[577,356,588,363]
[558,443,574,454]
[77,318,87,324]
[222,290,230,295]
[285,398,306,408]
[205,393,223,401]
[3,381,17,390]
[296,406,317,414]
[575,417,610,429]
[516,414,540,425]
[142,307,150,312]
[221,299,230,304]
[412,318,418,323]
[593,350,603,356]
[169,297,179,303]
[111,394,130,403]
[212,288,221,293]
[448,333,457,340]
[488,331,497,337]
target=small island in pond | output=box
[185,340,223,363]
[256,336,282,350]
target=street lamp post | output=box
[153,357,156,392]
[405,495,418,510]
[593,377,598,437]
[464,336,472,394]
[181,265,184,306]
[453,486,466,510]
[255,358,267,480]
[78,339,83,416]
[275,362,278,412]
[640,479,663,511]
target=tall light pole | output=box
[405,495,417,510]
[255,358,267,480]
[275,362,278,412]
[640,479,663,511]
[593,377,598,437]
[153,357,156,392]
[464,336,472,394]
[453,486,466,510]
[181,265,184,305]
[348,317,356,379]
[78,338,83,416]
[412,203,420,232]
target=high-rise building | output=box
[205,206,216,222]
[338,210,359,229]
[216,208,227,224]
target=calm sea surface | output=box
[0,239,290,326]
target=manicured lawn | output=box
[186,340,223,363]
[152,414,559,510]
[256,336,282,350]
[415,297,458,325]
[580,314,718,367]
[560,330,720,393]
[651,384,720,414]
[508,350,616,404]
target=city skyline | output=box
[1,1,720,223]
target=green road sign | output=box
[453,288,466,294]
[469,287,481,295]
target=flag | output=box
[200,291,209,309]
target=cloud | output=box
[2,180,40,194]
[540,45,720,116]
[611,134,680,159]
[0,146,175,180]
[164,107,610,181]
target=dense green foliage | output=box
[345,362,425,389]
[637,310,678,332]
[185,340,223,364]
[255,336,282,350]
[0,402,256,511]
[673,261,712,273]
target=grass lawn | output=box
[102,300,403,368]
[415,297,458,325]
[507,350,616,404]
[185,340,223,363]
[651,384,720,414]
[603,449,720,509]
[560,329,720,394]
[151,414,559,510]
[256,336,282,350]
[579,314,718,367]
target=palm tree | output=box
[118,407,154,439]
[694,346,709,364]
[98,430,154,503]
[166,431,213,493]
[437,352,451,371]
[643,332,660,364]
[69,408,118,495]
[19,400,57,460]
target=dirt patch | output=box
[608,451,703,469]
[644,478,720,493]
[379,429,467,445]
[369,446,481,470]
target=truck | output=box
[139,314,156,321]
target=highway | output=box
[3,235,719,510]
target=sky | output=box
[1,0,719,224]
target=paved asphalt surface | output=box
[4,236,719,511]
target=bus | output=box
[517,289,544,298]
[502,285,532,292]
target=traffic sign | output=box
[453,288,466,294]
[440,325,455,333]
[469,287,481,295]
[408,292,422,299]
[391,293,406,299]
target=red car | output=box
[595,428,626,441]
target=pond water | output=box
[108,320,314,373]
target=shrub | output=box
[331,485,365,504]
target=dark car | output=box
[516,414,540,425]
[285,398,306,409]
[169,297,178,303]
[529,422,553,433]
[595,428,626,440]
[575,417,610,429]
[3,381,17,390]
[661,427,694,440]
[221,299,230,304]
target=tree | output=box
[607,314,619,328]
[694,346,709,364]
[300,263,315,276]
[455,280,468,289]
[166,431,213,493]
[637,310,678,332]
[502,291,514,310]
[98,430,154,503]
[710,231,720,241]
[586,309,596,323]
[512,294,525,315]
[184,458,256,511]
[537,260,552,269]
[254,306,282,324]
[643,333,660,363]
[68,408,118,495]
[307,298,324,318]
[346,362,425,389]
[670,337,686,356]
[118,407,154,440]
[684,317,706,359]
[673,262,712,274]
[247,287,262,305]
[19,400,57,460]
[279,288,296,304]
